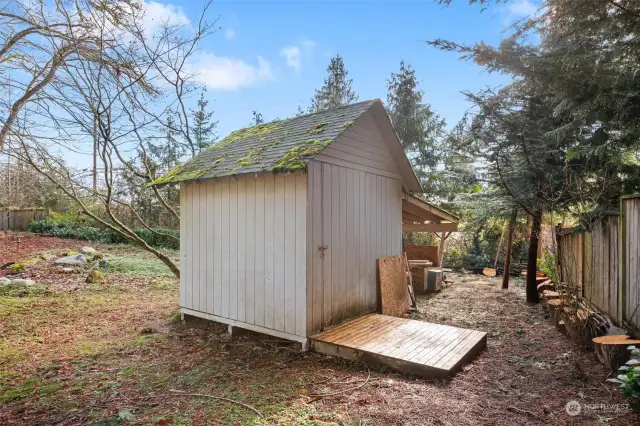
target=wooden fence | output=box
[621,195,640,329]
[557,198,640,329]
[0,209,46,231]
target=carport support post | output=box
[502,208,517,289]
[438,232,450,267]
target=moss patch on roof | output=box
[309,122,329,135]
[273,139,332,172]
[150,100,380,185]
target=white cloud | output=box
[224,28,235,39]
[505,0,537,19]
[191,53,274,90]
[299,38,317,50]
[141,1,190,37]
[280,39,316,73]
[280,46,301,72]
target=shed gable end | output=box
[318,110,400,178]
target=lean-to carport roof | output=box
[402,193,459,233]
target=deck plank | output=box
[310,314,486,378]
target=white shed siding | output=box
[181,172,307,340]
[307,160,403,333]
[314,110,402,181]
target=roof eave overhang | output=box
[401,193,459,233]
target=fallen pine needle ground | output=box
[0,236,635,425]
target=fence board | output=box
[0,209,45,231]
[559,215,620,324]
[622,196,640,329]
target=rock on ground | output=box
[5,278,35,286]
[54,254,88,266]
[0,277,12,285]
[80,246,97,254]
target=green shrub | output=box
[537,250,559,283]
[607,345,640,413]
[29,219,179,250]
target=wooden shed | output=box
[154,99,453,347]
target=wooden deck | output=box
[310,314,487,378]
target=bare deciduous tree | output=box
[1,0,217,278]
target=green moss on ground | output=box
[105,254,176,277]
[0,377,61,403]
[9,258,40,273]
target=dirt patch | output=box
[0,237,635,425]
[0,233,91,267]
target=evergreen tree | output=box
[252,110,264,125]
[432,0,640,302]
[191,92,218,152]
[310,54,358,112]
[386,61,447,198]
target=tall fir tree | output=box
[191,92,218,153]
[386,61,447,197]
[310,54,358,112]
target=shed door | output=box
[310,161,399,333]
[310,162,330,333]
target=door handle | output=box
[318,244,329,259]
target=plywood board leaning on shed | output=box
[378,254,410,317]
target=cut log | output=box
[557,320,567,335]
[482,267,496,277]
[521,271,547,278]
[542,290,560,299]
[545,298,567,319]
[537,280,554,293]
[592,335,640,372]
[547,299,567,309]
[576,308,589,322]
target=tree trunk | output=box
[502,208,517,289]
[526,211,542,303]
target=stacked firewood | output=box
[532,271,640,371]
[533,272,611,342]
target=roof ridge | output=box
[286,98,379,122]
[227,99,378,134]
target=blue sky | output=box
[155,0,537,138]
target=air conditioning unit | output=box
[426,269,443,293]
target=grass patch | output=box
[0,284,51,298]
[105,254,176,277]
[133,333,169,346]
[0,377,61,403]
[0,341,25,364]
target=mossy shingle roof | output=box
[152,99,378,185]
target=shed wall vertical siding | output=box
[181,172,307,339]
[307,162,402,333]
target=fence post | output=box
[555,224,563,283]
[577,233,584,297]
